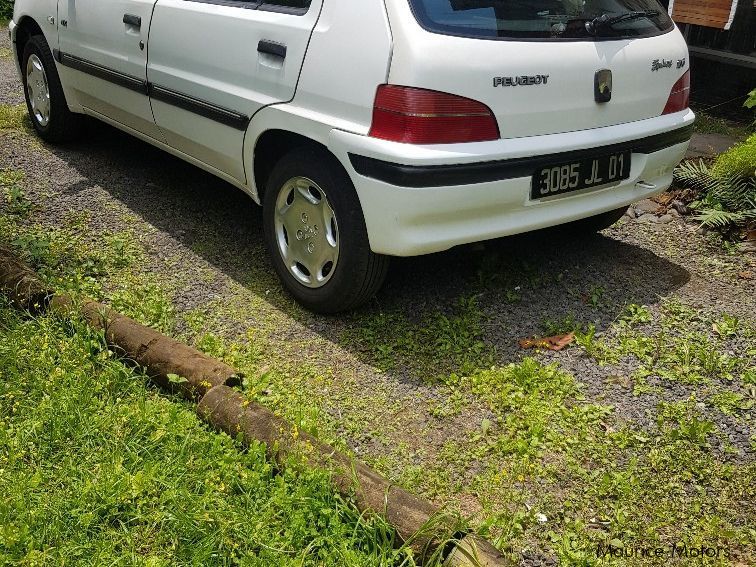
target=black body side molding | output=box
[53,49,148,94]
[53,50,250,130]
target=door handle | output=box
[123,14,142,27]
[257,40,286,59]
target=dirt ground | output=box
[2,28,754,564]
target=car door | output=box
[147,0,322,183]
[56,0,161,140]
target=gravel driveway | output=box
[2,27,754,564]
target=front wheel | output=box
[263,148,389,313]
[22,34,81,143]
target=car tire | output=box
[558,206,628,235]
[22,34,82,143]
[263,147,389,314]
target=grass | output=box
[0,303,418,566]
[2,103,755,564]
[0,104,27,132]
[0,1,13,24]
[432,307,756,562]
[341,295,494,381]
[170,294,756,564]
[1,167,31,215]
[691,109,752,141]
[0,167,439,566]
[577,300,755,388]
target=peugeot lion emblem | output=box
[594,69,612,103]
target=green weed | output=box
[618,303,652,327]
[691,111,751,140]
[110,277,176,334]
[0,103,28,132]
[1,168,30,215]
[343,296,493,379]
[578,301,750,385]
[540,313,583,336]
[0,306,418,566]
[586,285,607,309]
[707,391,753,416]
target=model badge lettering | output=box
[677,58,686,69]
[493,75,549,87]
[651,58,673,71]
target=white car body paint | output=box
[148,0,324,182]
[57,0,163,139]
[10,0,693,258]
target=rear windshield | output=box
[408,0,674,40]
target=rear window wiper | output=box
[585,10,659,35]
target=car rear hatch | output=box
[385,0,690,139]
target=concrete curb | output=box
[0,246,508,566]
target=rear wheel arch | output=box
[253,129,337,203]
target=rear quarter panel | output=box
[244,0,394,199]
[285,0,393,135]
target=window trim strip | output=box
[181,0,310,15]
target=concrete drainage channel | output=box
[0,246,508,567]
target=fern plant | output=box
[674,135,756,232]
[746,88,756,125]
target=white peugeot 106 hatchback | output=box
[10,0,693,312]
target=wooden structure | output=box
[668,0,739,30]
[662,0,755,70]
[657,0,754,115]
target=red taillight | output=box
[369,85,500,144]
[662,70,690,115]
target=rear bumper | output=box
[348,125,692,188]
[328,110,694,256]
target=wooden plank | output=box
[670,0,734,28]
[673,5,733,13]
[673,12,731,19]
[672,5,732,14]
[674,13,729,21]
[673,11,731,19]
[672,0,733,8]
